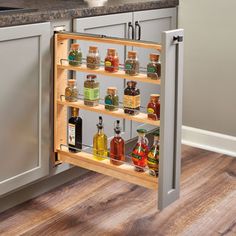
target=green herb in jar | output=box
[104,87,119,111]
[65,80,78,102]
[125,51,139,76]
[68,43,82,66]
[147,53,161,80]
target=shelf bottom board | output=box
[57,149,158,190]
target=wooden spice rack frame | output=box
[54,30,184,210]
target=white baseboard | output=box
[182,126,236,157]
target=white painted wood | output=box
[74,13,133,145]
[158,29,184,210]
[131,8,177,137]
[0,23,51,195]
[182,126,236,157]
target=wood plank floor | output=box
[0,145,235,236]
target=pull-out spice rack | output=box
[54,30,184,210]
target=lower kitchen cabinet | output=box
[0,22,51,196]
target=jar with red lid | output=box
[104,48,119,72]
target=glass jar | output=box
[68,43,82,66]
[131,129,149,172]
[147,129,160,176]
[86,46,100,69]
[84,74,100,106]
[124,81,140,115]
[65,79,78,102]
[147,53,161,79]
[104,87,119,111]
[104,48,119,72]
[147,94,160,120]
[125,51,139,76]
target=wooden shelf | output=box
[57,32,161,51]
[57,64,161,85]
[57,99,160,126]
[57,147,158,190]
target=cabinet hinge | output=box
[173,35,184,44]
[54,25,66,33]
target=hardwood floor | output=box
[0,145,235,236]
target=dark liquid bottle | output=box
[110,120,125,165]
[124,81,140,115]
[68,107,82,153]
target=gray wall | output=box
[179,0,236,136]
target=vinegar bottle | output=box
[147,129,160,176]
[93,116,108,160]
[110,120,125,165]
[131,129,149,172]
[68,107,82,153]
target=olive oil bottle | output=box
[68,107,82,153]
[93,116,108,160]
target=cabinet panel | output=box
[0,23,50,195]
[73,13,133,147]
[131,8,177,136]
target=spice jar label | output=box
[123,95,140,109]
[147,108,155,114]
[105,61,112,67]
[84,87,99,100]
[68,123,76,146]
[125,63,133,70]
[147,66,157,73]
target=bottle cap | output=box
[107,87,117,94]
[87,74,97,79]
[137,129,147,134]
[107,48,116,56]
[71,107,79,117]
[127,81,132,87]
[89,46,98,52]
[128,51,137,59]
[150,94,160,99]
[71,43,79,50]
[131,81,137,87]
[114,120,121,134]
[149,53,159,61]
[97,116,103,129]
[68,79,76,85]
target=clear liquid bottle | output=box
[110,120,125,165]
[131,129,149,172]
[93,116,108,160]
[147,129,160,176]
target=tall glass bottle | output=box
[131,129,149,172]
[93,116,108,160]
[68,107,82,153]
[110,120,125,165]
[147,129,160,176]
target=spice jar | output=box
[147,94,160,120]
[68,43,82,66]
[65,79,78,102]
[86,46,100,69]
[84,74,100,106]
[104,48,119,72]
[147,53,161,79]
[124,81,140,115]
[125,51,139,76]
[104,87,119,111]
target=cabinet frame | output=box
[54,30,183,210]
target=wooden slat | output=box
[57,32,162,51]
[57,148,158,190]
[57,99,160,127]
[58,64,161,85]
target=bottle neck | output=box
[98,128,104,135]
[153,136,160,145]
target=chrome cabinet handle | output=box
[128,22,134,39]
[135,21,141,40]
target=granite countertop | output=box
[0,0,178,27]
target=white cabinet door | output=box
[0,23,50,196]
[131,8,177,137]
[73,13,133,147]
